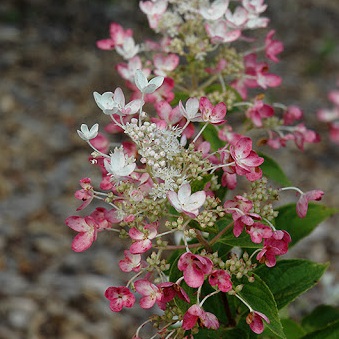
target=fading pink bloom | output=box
[115,37,140,60]
[293,123,320,151]
[96,22,133,50]
[90,207,112,230]
[246,98,274,127]
[129,223,158,254]
[205,20,241,44]
[179,97,202,122]
[154,100,182,126]
[296,190,324,218]
[158,282,190,303]
[74,178,94,211]
[105,286,135,312]
[182,304,219,330]
[199,97,227,124]
[246,310,270,334]
[139,0,168,30]
[208,270,232,292]
[199,0,229,21]
[265,30,284,62]
[119,250,142,272]
[283,105,303,125]
[167,183,206,218]
[116,56,150,82]
[178,252,213,288]
[246,222,273,243]
[134,279,164,309]
[229,137,264,178]
[257,230,291,267]
[65,216,98,252]
[153,53,179,76]
[224,195,261,236]
[225,7,248,28]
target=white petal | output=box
[135,69,148,92]
[178,183,191,203]
[113,87,125,108]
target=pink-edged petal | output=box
[177,183,191,202]
[130,239,152,254]
[129,227,145,241]
[65,216,92,232]
[71,229,97,252]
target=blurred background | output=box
[0,0,338,338]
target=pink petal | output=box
[71,229,97,252]
[65,216,91,232]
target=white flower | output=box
[179,97,202,122]
[167,183,206,218]
[104,148,136,179]
[77,123,99,141]
[113,87,143,115]
[199,0,229,21]
[93,91,117,115]
[134,69,164,94]
[115,37,139,60]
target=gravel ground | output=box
[0,1,338,338]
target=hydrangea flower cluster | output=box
[66,1,328,338]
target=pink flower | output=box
[293,123,320,151]
[129,223,158,254]
[65,216,98,252]
[225,7,248,28]
[158,282,190,303]
[178,252,213,288]
[134,279,164,309]
[199,97,227,124]
[105,286,135,312]
[283,105,303,125]
[265,30,284,62]
[167,183,206,218]
[182,304,219,331]
[246,222,273,243]
[199,0,229,21]
[246,310,270,334]
[119,250,142,272]
[208,270,232,292]
[205,20,241,44]
[153,53,179,76]
[139,0,168,30]
[257,230,291,267]
[229,137,264,178]
[96,22,133,50]
[296,190,324,218]
[154,100,182,126]
[74,178,94,211]
[90,207,112,231]
[224,195,261,237]
[246,98,274,127]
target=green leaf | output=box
[254,259,328,310]
[275,203,338,247]
[258,152,291,186]
[281,318,306,339]
[171,91,189,106]
[202,123,225,152]
[301,305,339,333]
[238,274,286,338]
[300,320,339,339]
[262,318,306,339]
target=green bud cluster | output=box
[244,177,279,221]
